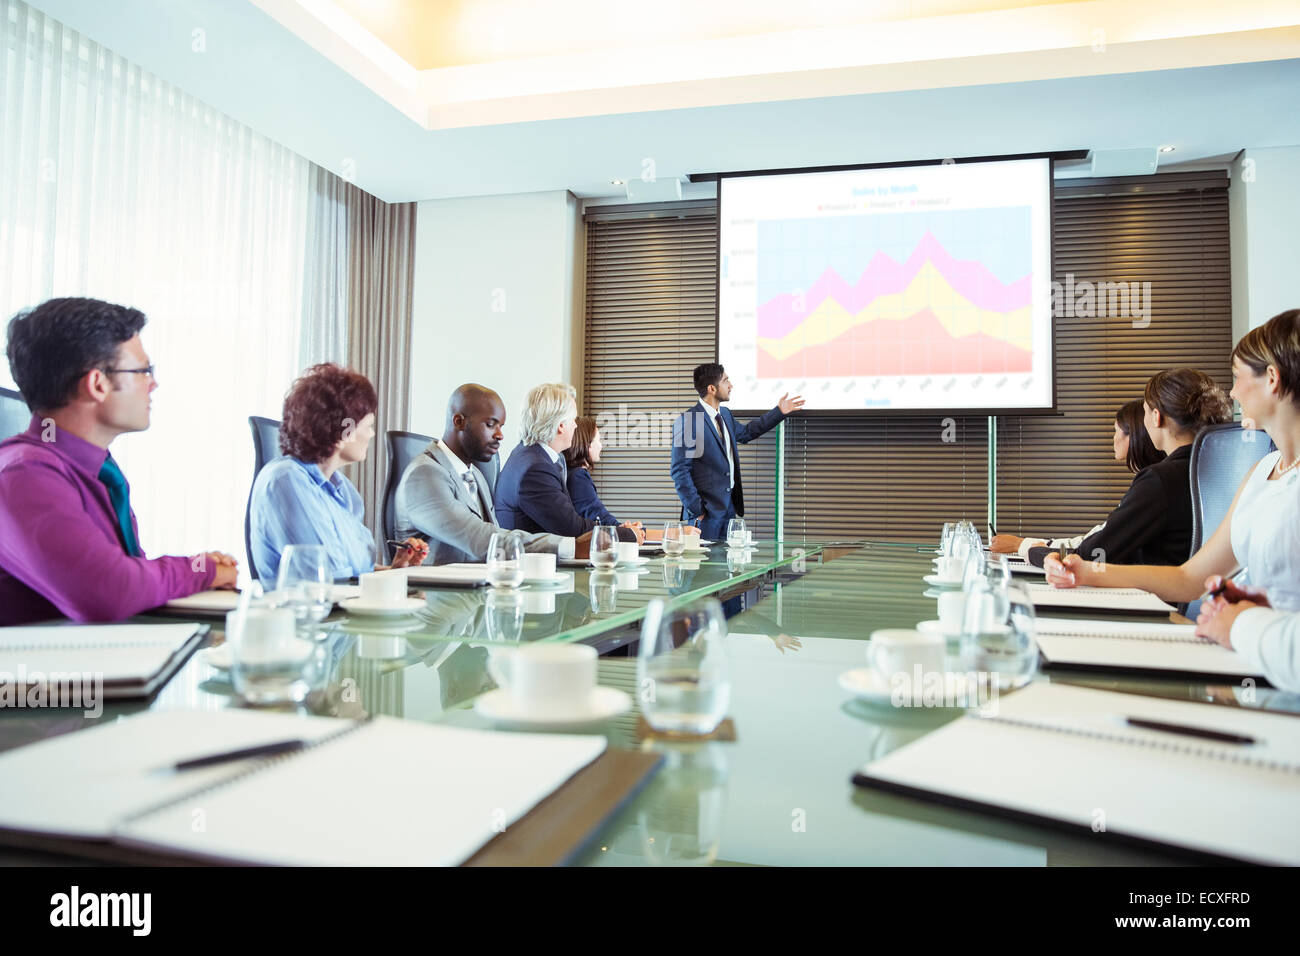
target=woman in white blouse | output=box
[1046,308,1300,688]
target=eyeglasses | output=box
[102,365,156,380]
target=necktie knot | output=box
[98,457,127,489]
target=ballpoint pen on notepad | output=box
[165,739,308,772]
[1123,717,1257,746]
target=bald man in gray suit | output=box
[395,384,592,566]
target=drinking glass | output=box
[590,524,619,570]
[960,579,1038,691]
[938,522,957,556]
[663,521,687,556]
[486,531,525,588]
[726,517,748,550]
[227,606,315,705]
[274,544,333,626]
[638,597,730,734]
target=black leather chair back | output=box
[384,430,434,560]
[244,416,282,582]
[0,387,29,442]
[479,451,500,499]
[1185,422,1275,618]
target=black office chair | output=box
[1184,422,1276,618]
[0,386,29,442]
[479,450,500,499]
[383,430,434,561]
[244,416,282,582]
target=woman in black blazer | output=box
[564,416,633,529]
[1027,368,1233,568]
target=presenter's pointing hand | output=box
[778,393,806,415]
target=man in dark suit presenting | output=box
[670,364,804,541]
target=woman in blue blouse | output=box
[564,416,642,537]
[249,363,427,583]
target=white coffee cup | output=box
[868,629,946,683]
[617,541,639,564]
[521,553,556,579]
[684,532,705,551]
[933,556,964,582]
[937,590,968,632]
[225,607,304,665]
[487,643,596,718]
[360,570,407,605]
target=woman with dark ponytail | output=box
[993,399,1163,558]
[1026,368,1232,568]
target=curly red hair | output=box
[279,363,378,463]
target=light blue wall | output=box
[1231,146,1300,341]
[407,191,583,457]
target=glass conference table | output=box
[3,541,1296,867]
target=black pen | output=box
[1125,717,1256,746]
[169,739,307,771]
[1206,567,1243,602]
[386,539,430,558]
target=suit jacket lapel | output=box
[470,462,494,514]
[430,444,484,517]
[698,405,726,457]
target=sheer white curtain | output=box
[1,0,310,568]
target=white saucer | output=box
[922,574,964,589]
[917,619,962,639]
[616,556,651,568]
[838,668,895,704]
[473,686,632,729]
[523,571,569,587]
[839,668,980,708]
[201,645,233,671]
[339,596,426,618]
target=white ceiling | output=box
[25,0,1300,203]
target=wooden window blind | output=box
[583,203,776,538]
[996,174,1232,539]
[583,172,1232,545]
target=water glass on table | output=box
[227,606,317,705]
[589,524,619,570]
[959,579,1038,691]
[637,597,730,735]
[487,531,524,588]
[662,521,687,556]
[726,517,748,549]
[274,544,333,626]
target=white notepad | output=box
[1035,618,1264,680]
[406,565,491,587]
[0,709,606,866]
[164,586,361,613]
[0,623,207,696]
[1023,582,1173,613]
[1004,558,1046,576]
[855,682,1300,865]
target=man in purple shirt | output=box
[0,297,238,625]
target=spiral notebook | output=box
[0,709,628,866]
[853,682,1300,865]
[0,623,208,699]
[1024,582,1174,614]
[1035,618,1265,681]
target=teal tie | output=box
[98,456,141,557]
